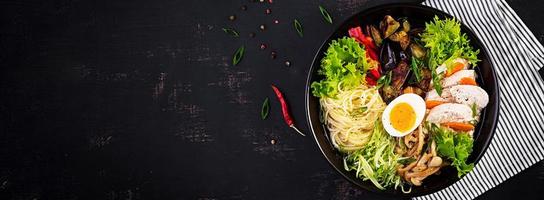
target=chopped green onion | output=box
[471,103,478,118]
[261,97,269,119]
[293,19,303,37]
[222,28,239,37]
[410,57,423,82]
[377,71,392,89]
[232,46,245,66]
[319,5,333,24]
[432,71,443,95]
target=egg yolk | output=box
[389,102,416,132]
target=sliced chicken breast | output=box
[426,103,473,124]
[449,85,489,110]
[425,89,453,102]
[442,70,476,88]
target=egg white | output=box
[381,93,426,137]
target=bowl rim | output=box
[304,2,500,197]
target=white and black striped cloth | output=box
[415,0,544,199]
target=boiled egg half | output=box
[382,93,426,137]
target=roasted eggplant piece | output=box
[408,28,424,37]
[402,20,411,32]
[415,68,432,91]
[403,86,425,97]
[381,85,400,103]
[399,51,409,61]
[389,31,405,42]
[381,60,411,103]
[391,60,411,89]
[410,43,426,59]
[368,25,382,47]
[389,31,410,50]
[382,15,400,39]
[380,41,398,71]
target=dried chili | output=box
[270,85,305,136]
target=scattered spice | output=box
[222,28,239,37]
[241,5,247,11]
[274,19,279,24]
[270,51,277,59]
[265,8,271,14]
[284,61,291,67]
[270,139,276,145]
[232,46,245,66]
[249,32,256,38]
[261,97,270,119]
[319,5,333,24]
[260,43,267,50]
[228,15,236,21]
[259,24,266,31]
[293,19,303,37]
[270,85,305,136]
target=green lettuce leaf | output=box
[429,123,474,177]
[311,37,370,98]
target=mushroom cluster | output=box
[395,124,447,186]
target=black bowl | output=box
[305,3,499,197]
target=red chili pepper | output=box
[270,85,305,136]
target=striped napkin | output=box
[415,0,544,199]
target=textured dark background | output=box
[0,0,542,199]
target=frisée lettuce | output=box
[311,37,371,98]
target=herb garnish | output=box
[293,19,303,37]
[377,71,392,89]
[319,6,333,24]
[410,57,423,82]
[471,103,478,118]
[432,71,443,95]
[398,157,416,165]
[222,28,239,37]
[261,97,270,119]
[232,46,245,66]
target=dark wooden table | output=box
[1,0,542,199]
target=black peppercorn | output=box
[270,51,277,59]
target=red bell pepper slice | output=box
[348,27,377,51]
[365,76,377,86]
[369,68,380,79]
